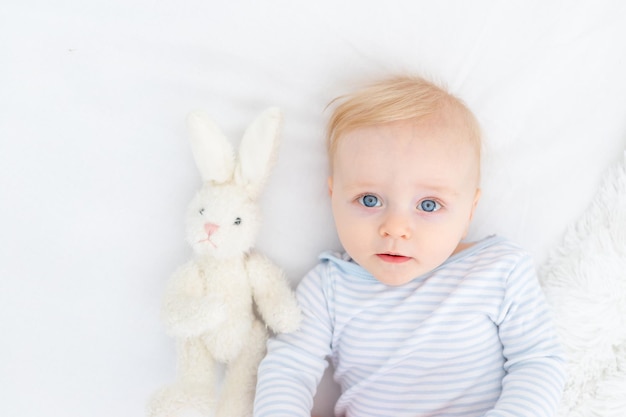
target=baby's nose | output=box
[379,212,411,239]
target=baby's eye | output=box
[234,217,242,225]
[358,194,381,208]
[418,199,441,212]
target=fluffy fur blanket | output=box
[540,151,626,417]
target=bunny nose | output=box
[204,223,219,236]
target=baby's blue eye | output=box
[419,199,441,212]
[359,195,381,208]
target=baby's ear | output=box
[466,188,481,229]
[472,188,481,212]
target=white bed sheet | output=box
[1,1,625,416]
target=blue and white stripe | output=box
[254,236,565,417]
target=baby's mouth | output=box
[377,253,411,263]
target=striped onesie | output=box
[254,236,565,417]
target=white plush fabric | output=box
[540,152,626,417]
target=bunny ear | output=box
[187,111,235,183]
[235,107,283,197]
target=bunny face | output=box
[184,107,282,260]
[186,184,261,259]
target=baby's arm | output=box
[485,255,566,417]
[254,264,333,417]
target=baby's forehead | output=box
[334,118,481,183]
[342,117,477,152]
[330,101,481,173]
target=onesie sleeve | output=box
[254,261,334,417]
[484,253,566,417]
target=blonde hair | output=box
[326,75,482,171]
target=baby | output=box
[254,75,565,416]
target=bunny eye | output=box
[234,217,242,225]
[199,208,205,215]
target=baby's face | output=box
[329,118,480,286]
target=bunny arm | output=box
[161,260,229,338]
[246,251,302,334]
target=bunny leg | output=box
[215,319,268,417]
[148,338,217,417]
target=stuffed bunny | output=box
[148,107,302,417]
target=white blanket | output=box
[541,152,626,417]
[2,1,626,416]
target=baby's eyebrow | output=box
[414,182,460,196]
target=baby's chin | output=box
[367,255,453,286]
[349,251,440,286]
[369,264,430,287]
